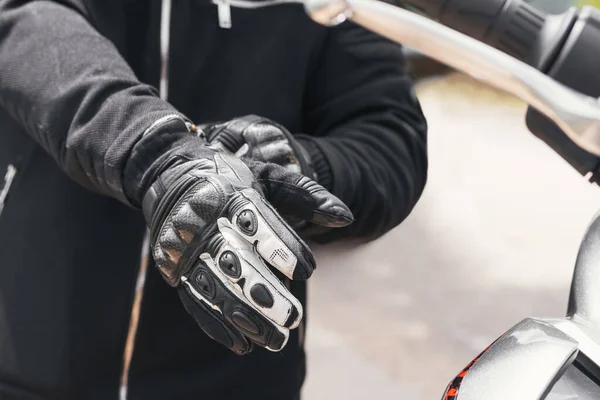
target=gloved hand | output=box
[200,115,333,237]
[200,115,316,180]
[142,140,353,355]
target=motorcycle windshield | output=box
[545,364,600,399]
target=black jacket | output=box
[0,0,427,399]
[0,0,427,240]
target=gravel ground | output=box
[302,73,600,399]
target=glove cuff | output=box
[124,115,209,207]
[295,135,333,191]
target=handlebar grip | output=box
[398,0,600,183]
[400,0,575,69]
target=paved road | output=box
[302,73,600,399]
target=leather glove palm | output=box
[142,147,352,355]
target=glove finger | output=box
[249,162,354,228]
[242,120,291,147]
[245,122,317,180]
[205,122,246,153]
[216,218,303,329]
[282,215,309,232]
[182,260,290,351]
[253,142,302,173]
[209,116,283,153]
[234,143,250,158]
[228,189,316,281]
[177,283,252,355]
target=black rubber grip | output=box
[489,1,546,61]
[401,0,549,64]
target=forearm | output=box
[302,22,428,242]
[298,112,427,242]
[0,0,188,205]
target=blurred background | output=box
[301,0,600,398]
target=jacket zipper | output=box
[0,165,17,218]
[215,0,232,28]
[119,230,150,400]
[120,1,174,399]
[159,0,172,100]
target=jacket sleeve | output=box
[299,21,428,242]
[0,0,192,206]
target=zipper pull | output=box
[216,1,232,29]
[0,164,17,218]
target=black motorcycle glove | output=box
[201,115,336,236]
[142,140,353,355]
[201,115,317,180]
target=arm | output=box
[0,0,189,206]
[300,21,428,242]
[0,0,354,354]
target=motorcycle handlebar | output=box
[305,0,600,157]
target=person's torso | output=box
[0,3,316,397]
[0,0,328,224]
[0,0,329,249]
[96,0,327,131]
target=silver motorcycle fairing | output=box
[568,209,600,326]
[442,318,578,400]
[441,316,600,400]
[441,209,600,400]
